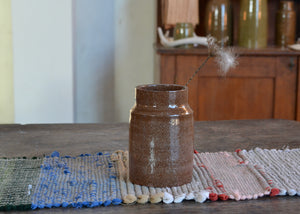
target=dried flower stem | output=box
[185,36,238,87]
[185,55,211,87]
[184,36,238,87]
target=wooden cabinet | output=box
[157,0,300,121]
[298,57,300,121]
[158,47,300,121]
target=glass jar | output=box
[205,0,232,46]
[276,1,296,47]
[239,0,268,49]
[173,23,194,48]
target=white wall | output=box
[11,0,74,123]
[74,0,156,123]
[10,0,156,123]
[74,0,115,123]
[0,0,14,123]
[114,0,156,122]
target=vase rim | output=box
[175,22,193,27]
[136,84,187,92]
[279,1,294,10]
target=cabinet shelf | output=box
[156,44,300,56]
[157,0,300,122]
[157,0,300,46]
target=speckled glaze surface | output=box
[276,1,296,47]
[129,84,194,187]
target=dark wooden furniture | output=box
[158,47,300,121]
[0,119,300,213]
[157,0,300,121]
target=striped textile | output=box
[0,158,42,210]
[239,148,300,197]
[31,152,122,209]
[113,150,280,204]
[0,148,299,210]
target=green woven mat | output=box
[0,158,43,211]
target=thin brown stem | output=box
[185,55,211,87]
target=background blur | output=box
[0,0,157,124]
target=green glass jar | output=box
[239,0,268,49]
[205,0,232,46]
[276,1,296,47]
[173,23,194,48]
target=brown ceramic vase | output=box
[276,1,296,47]
[129,84,194,187]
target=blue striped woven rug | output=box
[32,152,122,209]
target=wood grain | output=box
[1,120,300,157]
[159,53,299,121]
[175,55,200,119]
[297,57,300,121]
[197,56,276,78]
[24,197,300,214]
[274,57,297,120]
[0,120,300,213]
[197,77,274,120]
[160,55,176,84]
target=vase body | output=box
[205,0,232,46]
[276,1,296,47]
[239,0,268,49]
[129,84,194,187]
[173,23,194,48]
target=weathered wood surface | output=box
[0,119,299,213]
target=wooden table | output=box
[1,119,300,213]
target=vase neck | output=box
[135,84,188,107]
[279,1,294,11]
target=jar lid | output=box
[175,23,194,28]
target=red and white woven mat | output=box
[113,148,300,204]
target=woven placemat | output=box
[0,148,299,210]
[31,152,122,209]
[112,150,280,204]
[239,148,300,196]
[0,158,42,210]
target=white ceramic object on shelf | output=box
[288,44,300,51]
[157,27,208,47]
